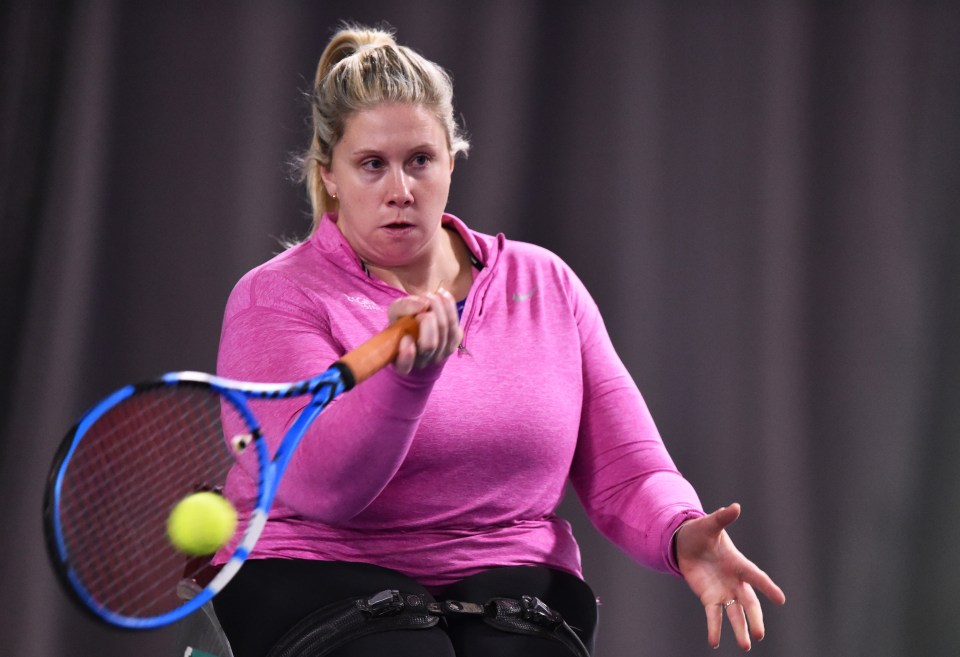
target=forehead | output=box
[340,103,447,150]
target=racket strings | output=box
[64,395,212,542]
[58,384,253,619]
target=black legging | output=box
[213,560,599,657]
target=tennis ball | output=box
[166,491,238,556]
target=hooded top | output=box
[215,213,704,588]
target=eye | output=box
[361,158,384,171]
[410,153,432,167]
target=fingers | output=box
[725,596,752,652]
[679,505,742,556]
[411,289,461,368]
[387,289,462,372]
[739,558,787,606]
[705,600,723,649]
[739,583,766,642]
[687,504,786,650]
[710,503,742,533]
[387,296,430,323]
[393,334,417,375]
[705,590,760,652]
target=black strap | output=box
[266,589,590,657]
[265,590,438,657]
[437,594,590,657]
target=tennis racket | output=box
[43,315,419,630]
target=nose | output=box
[386,170,414,207]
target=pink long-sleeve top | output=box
[215,213,704,588]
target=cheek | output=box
[423,173,452,199]
[341,178,379,206]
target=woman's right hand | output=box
[388,288,462,375]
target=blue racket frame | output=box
[44,366,349,629]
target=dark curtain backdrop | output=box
[3,1,959,656]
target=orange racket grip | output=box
[335,315,420,387]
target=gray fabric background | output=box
[3,1,959,655]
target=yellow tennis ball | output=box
[166,491,238,556]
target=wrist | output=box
[667,509,705,576]
[671,521,688,571]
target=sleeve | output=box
[565,269,705,576]
[217,271,442,523]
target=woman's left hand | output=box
[675,503,786,651]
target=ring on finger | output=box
[722,599,738,609]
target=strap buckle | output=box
[520,595,563,628]
[360,589,405,617]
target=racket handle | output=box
[336,315,420,387]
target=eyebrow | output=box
[350,143,439,156]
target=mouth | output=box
[383,220,414,231]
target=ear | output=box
[319,164,337,199]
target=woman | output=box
[212,23,784,657]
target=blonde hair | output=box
[299,23,470,233]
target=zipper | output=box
[457,261,496,357]
[458,232,504,356]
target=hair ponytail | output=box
[303,25,397,222]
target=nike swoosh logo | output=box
[512,287,538,302]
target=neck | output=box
[364,227,473,299]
